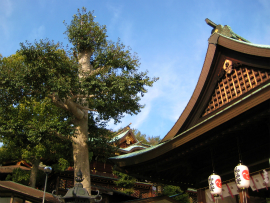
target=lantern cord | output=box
[241,190,247,203]
[211,149,215,173]
[237,137,242,163]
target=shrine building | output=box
[109,19,270,203]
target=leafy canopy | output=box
[113,170,137,195]
[162,185,190,202]
[0,95,73,165]
[0,9,158,125]
[5,168,46,189]
[0,8,158,189]
[131,128,161,145]
[64,7,107,53]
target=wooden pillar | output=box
[9,194,14,203]
[149,186,152,197]
[197,189,206,203]
[238,189,250,203]
[56,176,60,195]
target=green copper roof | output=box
[119,144,148,152]
[109,130,129,143]
[206,18,250,42]
[218,32,270,49]
[109,141,166,159]
[109,82,270,161]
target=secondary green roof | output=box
[109,130,130,143]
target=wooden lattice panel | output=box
[66,180,74,189]
[59,179,66,189]
[203,66,270,117]
[131,189,140,198]
[59,178,74,190]
[141,193,149,198]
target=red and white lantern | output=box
[234,163,250,189]
[208,173,222,196]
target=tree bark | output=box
[72,112,91,194]
[28,158,40,188]
[71,49,92,195]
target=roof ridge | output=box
[205,18,250,42]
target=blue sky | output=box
[1,0,270,140]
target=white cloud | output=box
[106,3,123,30]
[0,0,13,38]
[258,0,270,9]
[119,21,137,48]
[107,79,162,132]
[145,55,195,120]
[0,0,13,17]
[106,3,137,49]
[29,25,45,41]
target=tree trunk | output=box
[72,49,92,195]
[72,112,91,194]
[29,158,40,188]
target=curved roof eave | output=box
[109,33,270,167]
[217,33,270,57]
[161,33,270,142]
[109,81,270,167]
[161,41,217,142]
[109,33,270,168]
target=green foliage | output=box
[64,7,107,53]
[0,7,158,188]
[52,158,70,172]
[113,170,137,195]
[88,122,119,163]
[0,143,22,164]
[5,168,30,185]
[0,96,73,163]
[0,7,158,125]
[1,45,79,102]
[64,8,158,123]
[0,95,73,188]
[162,185,190,203]
[131,129,161,145]
[5,168,46,188]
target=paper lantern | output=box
[208,173,222,196]
[234,163,250,189]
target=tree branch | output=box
[71,94,95,100]
[75,102,97,112]
[89,66,109,76]
[48,93,69,111]
[49,130,71,141]
[65,99,85,119]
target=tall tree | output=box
[0,8,157,193]
[0,95,73,187]
[113,170,137,195]
[88,126,119,164]
[131,129,161,145]
[162,185,190,203]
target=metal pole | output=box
[42,174,48,203]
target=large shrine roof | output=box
[109,81,270,161]
[109,19,270,188]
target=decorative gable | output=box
[202,61,270,117]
